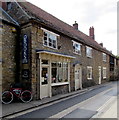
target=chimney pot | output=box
[73,21,78,30]
[100,43,103,47]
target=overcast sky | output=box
[27,0,117,55]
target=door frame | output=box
[40,60,51,99]
[75,64,82,90]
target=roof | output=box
[18,2,112,55]
[0,7,19,26]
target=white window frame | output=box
[86,46,92,58]
[72,40,81,55]
[87,66,92,80]
[103,67,106,79]
[42,28,59,49]
[103,53,107,62]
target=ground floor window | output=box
[103,67,106,79]
[87,66,92,80]
[51,62,68,83]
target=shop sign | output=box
[22,34,28,64]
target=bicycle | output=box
[1,84,33,104]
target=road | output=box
[9,81,118,119]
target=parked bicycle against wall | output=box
[1,83,33,104]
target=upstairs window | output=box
[103,53,107,62]
[42,28,59,49]
[86,46,92,58]
[73,41,81,55]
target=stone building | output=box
[0,6,19,92]
[1,1,117,99]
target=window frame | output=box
[86,46,92,58]
[103,53,107,62]
[87,66,93,80]
[72,40,82,55]
[51,62,68,83]
[103,67,107,79]
[42,28,59,49]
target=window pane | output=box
[44,32,47,45]
[87,47,92,57]
[53,40,56,48]
[52,68,57,83]
[43,30,57,48]
[87,67,92,79]
[52,62,57,67]
[41,67,48,85]
[52,62,57,83]
[57,62,63,82]
[42,60,48,65]
[103,68,106,78]
[73,42,81,54]
[63,63,68,82]
[51,62,68,83]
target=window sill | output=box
[43,44,58,50]
[51,82,69,86]
[73,52,81,55]
[87,78,92,80]
[87,56,92,58]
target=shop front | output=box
[36,50,75,99]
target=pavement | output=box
[90,96,117,119]
[1,82,113,118]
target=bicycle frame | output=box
[10,88,23,98]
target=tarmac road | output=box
[9,81,118,119]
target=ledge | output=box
[51,82,69,86]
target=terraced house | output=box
[1,1,118,100]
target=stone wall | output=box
[30,22,110,97]
[52,85,69,96]
[2,22,17,91]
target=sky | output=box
[27,0,118,55]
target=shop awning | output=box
[36,50,75,59]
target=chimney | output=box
[89,26,95,40]
[73,21,78,30]
[99,43,103,47]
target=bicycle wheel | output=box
[1,91,13,104]
[20,90,32,103]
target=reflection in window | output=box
[41,67,48,85]
[73,41,81,55]
[87,66,92,79]
[103,53,107,62]
[86,46,92,58]
[43,31,57,49]
[51,62,68,83]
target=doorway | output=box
[40,66,50,99]
[75,64,82,90]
